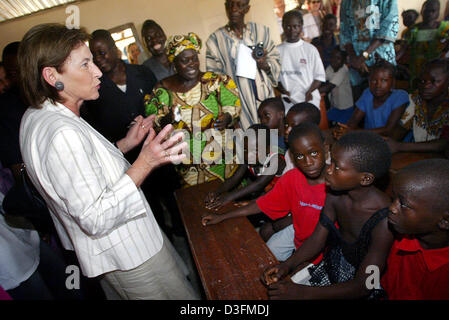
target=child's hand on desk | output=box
[204,193,233,211]
[267,280,308,300]
[201,213,225,226]
[204,192,219,206]
[261,263,290,286]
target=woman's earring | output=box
[55,81,64,91]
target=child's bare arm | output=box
[276,82,290,96]
[346,107,365,129]
[201,199,261,226]
[219,155,286,203]
[226,173,275,201]
[387,138,449,154]
[263,221,330,293]
[282,198,334,273]
[332,108,364,140]
[205,164,247,208]
[319,82,336,95]
[305,80,323,102]
[272,214,293,232]
[269,215,394,300]
[263,195,336,287]
[215,164,247,195]
[260,215,293,243]
[366,103,408,137]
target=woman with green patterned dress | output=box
[144,32,241,187]
[402,0,449,91]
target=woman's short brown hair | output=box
[18,23,89,108]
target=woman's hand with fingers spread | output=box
[141,124,186,169]
[116,115,155,154]
[127,123,187,187]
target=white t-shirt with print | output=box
[277,39,325,109]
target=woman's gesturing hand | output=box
[127,122,187,187]
[140,123,187,168]
[116,115,155,154]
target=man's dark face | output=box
[283,15,303,43]
[89,38,120,74]
[143,25,167,57]
[3,53,19,85]
[225,0,250,25]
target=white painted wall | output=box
[0,0,446,62]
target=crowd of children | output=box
[201,0,449,301]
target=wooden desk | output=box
[175,180,278,300]
[390,152,444,174]
[384,152,444,196]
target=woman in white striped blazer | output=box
[17,23,198,300]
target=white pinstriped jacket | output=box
[20,99,163,277]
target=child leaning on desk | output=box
[262,131,394,300]
[202,123,328,264]
[204,124,286,212]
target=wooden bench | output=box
[175,180,279,300]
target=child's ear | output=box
[437,211,449,231]
[360,172,375,186]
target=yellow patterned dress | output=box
[145,72,241,187]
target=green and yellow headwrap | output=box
[166,32,202,62]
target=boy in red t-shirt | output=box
[382,159,449,300]
[201,122,328,263]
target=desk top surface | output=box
[175,180,278,300]
[390,152,443,173]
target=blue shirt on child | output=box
[356,88,409,129]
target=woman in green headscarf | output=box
[144,32,241,187]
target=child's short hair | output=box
[398,159,449,212]
[402,9,419,17]
[288,122,324,146]
[90,29,116,48]
[335,131,391,179]
[424,58,449,74]
[423,0,440,10]
[369,59,396,78]
[332,47,347,61]
[282,10,303,25]
[288,102,321,125]
[259,97,284,113]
